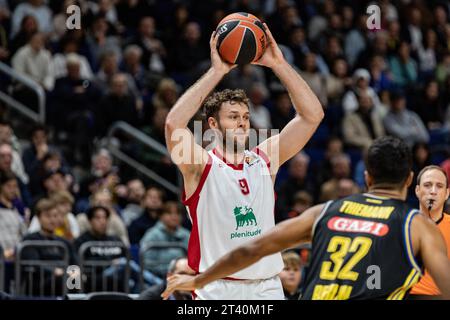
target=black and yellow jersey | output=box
[301,193,423,300]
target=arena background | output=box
[0,0,449,300]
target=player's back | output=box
[301,193,423,300]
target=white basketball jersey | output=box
[183,147,283,280]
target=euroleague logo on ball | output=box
[217,24,228,36]
[216,12,267,65]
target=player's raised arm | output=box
[161,204,324,299]
[253,24,324,172]
[412,213,450,299]
[165,32,235,186]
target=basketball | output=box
[215,12,267,65]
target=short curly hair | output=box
[203,89,249,120]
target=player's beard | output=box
[217,124,249,154]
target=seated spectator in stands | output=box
[342,91,385,151]
[128,186,164,244]
[85,14,121,70]
[316,136,344,185]
[77,149,120,211]
[51,53,101,165]
[284,191,313,221]
[415,80,448,131]
[276,152,315,217]
[342,68,381,115]
[271,92,295,130]
[94,50,139,97]
[32,168,70,205]
[77,189,129,246]
[0,123,28,185]
[120,178,146,227]
[9,15,38,57]
[336,178,360,199]
[248,82,272,129]
[368,54,392,98]
[299,52,328,107]
[383,92,429,147]
[0,143,31,208]
[74,205,125,292]
[22,124,67,179]
[138,257,194,300]
[280,251,304,300]
[222,64,266,93]
[97,73,141,136]
[0,171,27,261]
[21,198,78,296]
[29,191,79,241]
[171,21,208,81]
[152,78,179,110]
[120,45,149,92]
[51,38,93,80]
[389,41,418,89]
[140,202,189,278]
[125,16,166,74]
[11,32,54,91]
[320,153,359,201]
[11,0,53,37]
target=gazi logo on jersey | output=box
[230,206,261,239]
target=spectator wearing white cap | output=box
[342,68,382,115]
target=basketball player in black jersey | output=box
[162,137,450,300]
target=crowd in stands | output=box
[0,0,450,299]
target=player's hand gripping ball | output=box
[215,12,267,65]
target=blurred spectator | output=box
[320,153,358,201]
[284,191,313,221]
[383,92,429,147]
[0,122,28,181]
[271,92,294,130]
[21,198,78,296]
[276,152,315,217]
[126,16,166,73]
[222,64,266,93]
[436,52,450,86]
[140,201,189,278]
[369,55,392,99]
[9,15,38,57]
[51,53,101,164]
[417,29,438,78]
[94,50,139,97]
[0,143,31,207]
[74,205,129,292]
[249,82,272,129]
[342,91,385,151]
[11,0,53,37]
[97,73,141,136]
[120,44,149,92]
[121,178,145,226]
[11,32,54,91]
[51,38,93,80]
[279,251,304,300]
[152,78,179,110]
[22,124,67,178]
[77,189,129,246]
[342,68,381,115]
[86,14,121,70]
[336,178,359,199]
[78,149,119,205]
[414,80,447,130]
[138,257,194,300]
[171,21,208,77]
[344,14,368,68]
[128,186,164,245]
[316,136,344,185]
[389,41,418,89]
[29,191,79,241]
[299,52,328,106]
[0,171,27,261]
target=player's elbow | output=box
[310,104,325,123]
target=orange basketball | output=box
[216,12,267,65]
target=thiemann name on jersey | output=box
[230,228,262,239]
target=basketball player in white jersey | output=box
[164,24,324,300]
